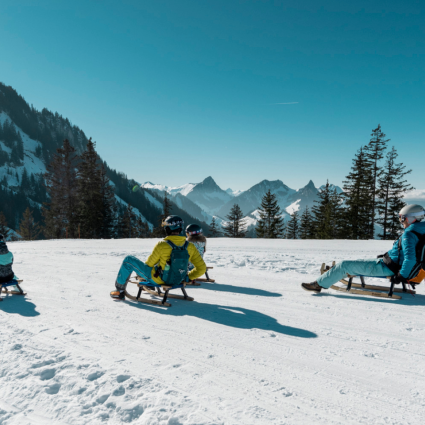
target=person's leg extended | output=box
[317,259,393,289]
[114,255,153,292]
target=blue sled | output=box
[0,279,26,301]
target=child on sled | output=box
[0,234,19,290]
[185,224,206,269]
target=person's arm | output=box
[145,242,162,268]
[399,232,418,278]
[187,243,207,280]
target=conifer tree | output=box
[119,204,137,238]
[99,165,117,238]
[77,138,103,238]
[0,211,11,240]
[299,207,314,239]
[19,208,41,241]
[134,216,150,238]
[311,181,344,239]
[152,192,173,237]
[223,204,247,238]
[343,147,374,239]
[208,217,222,237]
[255,190,285,238]
[286,211,299,239]
[44,139,79,239]
[365,124,389,238]
[377,147,414,239]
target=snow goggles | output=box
[399,211,425,223]
[187,229,202,235]
[162,219,184,228]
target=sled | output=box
[320,263,407,300]
[127,276,194,307]
[194,267,215,283]
[0,280,26,301]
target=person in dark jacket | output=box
[0,234,18,287]
[301,204,425,293]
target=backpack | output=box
[407,231,425,283]
[161,241,190,286]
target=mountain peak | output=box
[302,180,316,190]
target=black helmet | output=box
[186,224,203,236]
[162,215,184,235]
[0,234,4,242]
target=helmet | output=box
[0,234,4,242]
[399,204,425,224]
[186,224,203,236]
[162,215,184,236]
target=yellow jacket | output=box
[145,235,207,284]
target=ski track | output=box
[1,239,425,424]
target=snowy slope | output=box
[1,239,424,424]
[0,112,46,186]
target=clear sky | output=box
[1,0,424,192]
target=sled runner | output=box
[127,275,194,307]
[320,262,421,300]
[194,267,215,283]
[0,279,26,301]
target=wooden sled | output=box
[127,276,194,307]
[194,267,215,283]
[0,280,26,301]
[320,263,407,300]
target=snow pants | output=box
[316,259,394,289]
[115,255,153,291]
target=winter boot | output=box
[301,282,323,293]
[110,290,125,300]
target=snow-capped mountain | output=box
[225,188,244,197]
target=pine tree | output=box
[255,190,285,238]
[134,216,150,238]
[311,181,344,239]
[377,147,414,240]
[365,124,389,238]
[343,147,374,239]
[19,208,41,241]
[208,216,222,237]
[77,138,103,238]
[286,211,299,239]
[119,204,137,238]
[152,192,173,237]
[0,211,11,240]
[99,165,117,238]
[43,139,79,239]
[299,207,314,239]
[223,204,247,238]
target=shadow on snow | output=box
[126,298,317,339]
[0,295,40,317]
[198,281,282,298]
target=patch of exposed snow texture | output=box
[144,191,163,211]
[114,195,153,229]
[0,113,46,188]
[2,239,425,424]
[141,182,195,197]
[225,188,244,197]
[286,199,301,215]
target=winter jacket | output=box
[145,235,206,284]
[386,221,425,278]
[0,242,16,284]
[188,241,206,269]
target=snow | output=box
[286,199,301,215]
[143,191,163,210]
[114,195,153,229]
[1,239,425,424]
[141,182,196,198]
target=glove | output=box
[392,273,408,284]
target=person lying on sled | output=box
[302,204,425,293]
[0,234,19,290]
[110,215,207,300]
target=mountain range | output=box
[0,82,343,238]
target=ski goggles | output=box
[187,229,203,235]
[162,220,184,228]
[399,211,425,223]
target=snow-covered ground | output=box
[1,239,425,424]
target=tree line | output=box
[214,125,413,240]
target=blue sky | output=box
[1,0,424,192]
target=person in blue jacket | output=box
[0,234,18,288]
[302,204,425,293]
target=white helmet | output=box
[399,204,425,224]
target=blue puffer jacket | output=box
[387,221,425,278]
[0,241,16,283]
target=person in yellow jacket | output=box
[110,215,206,300]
